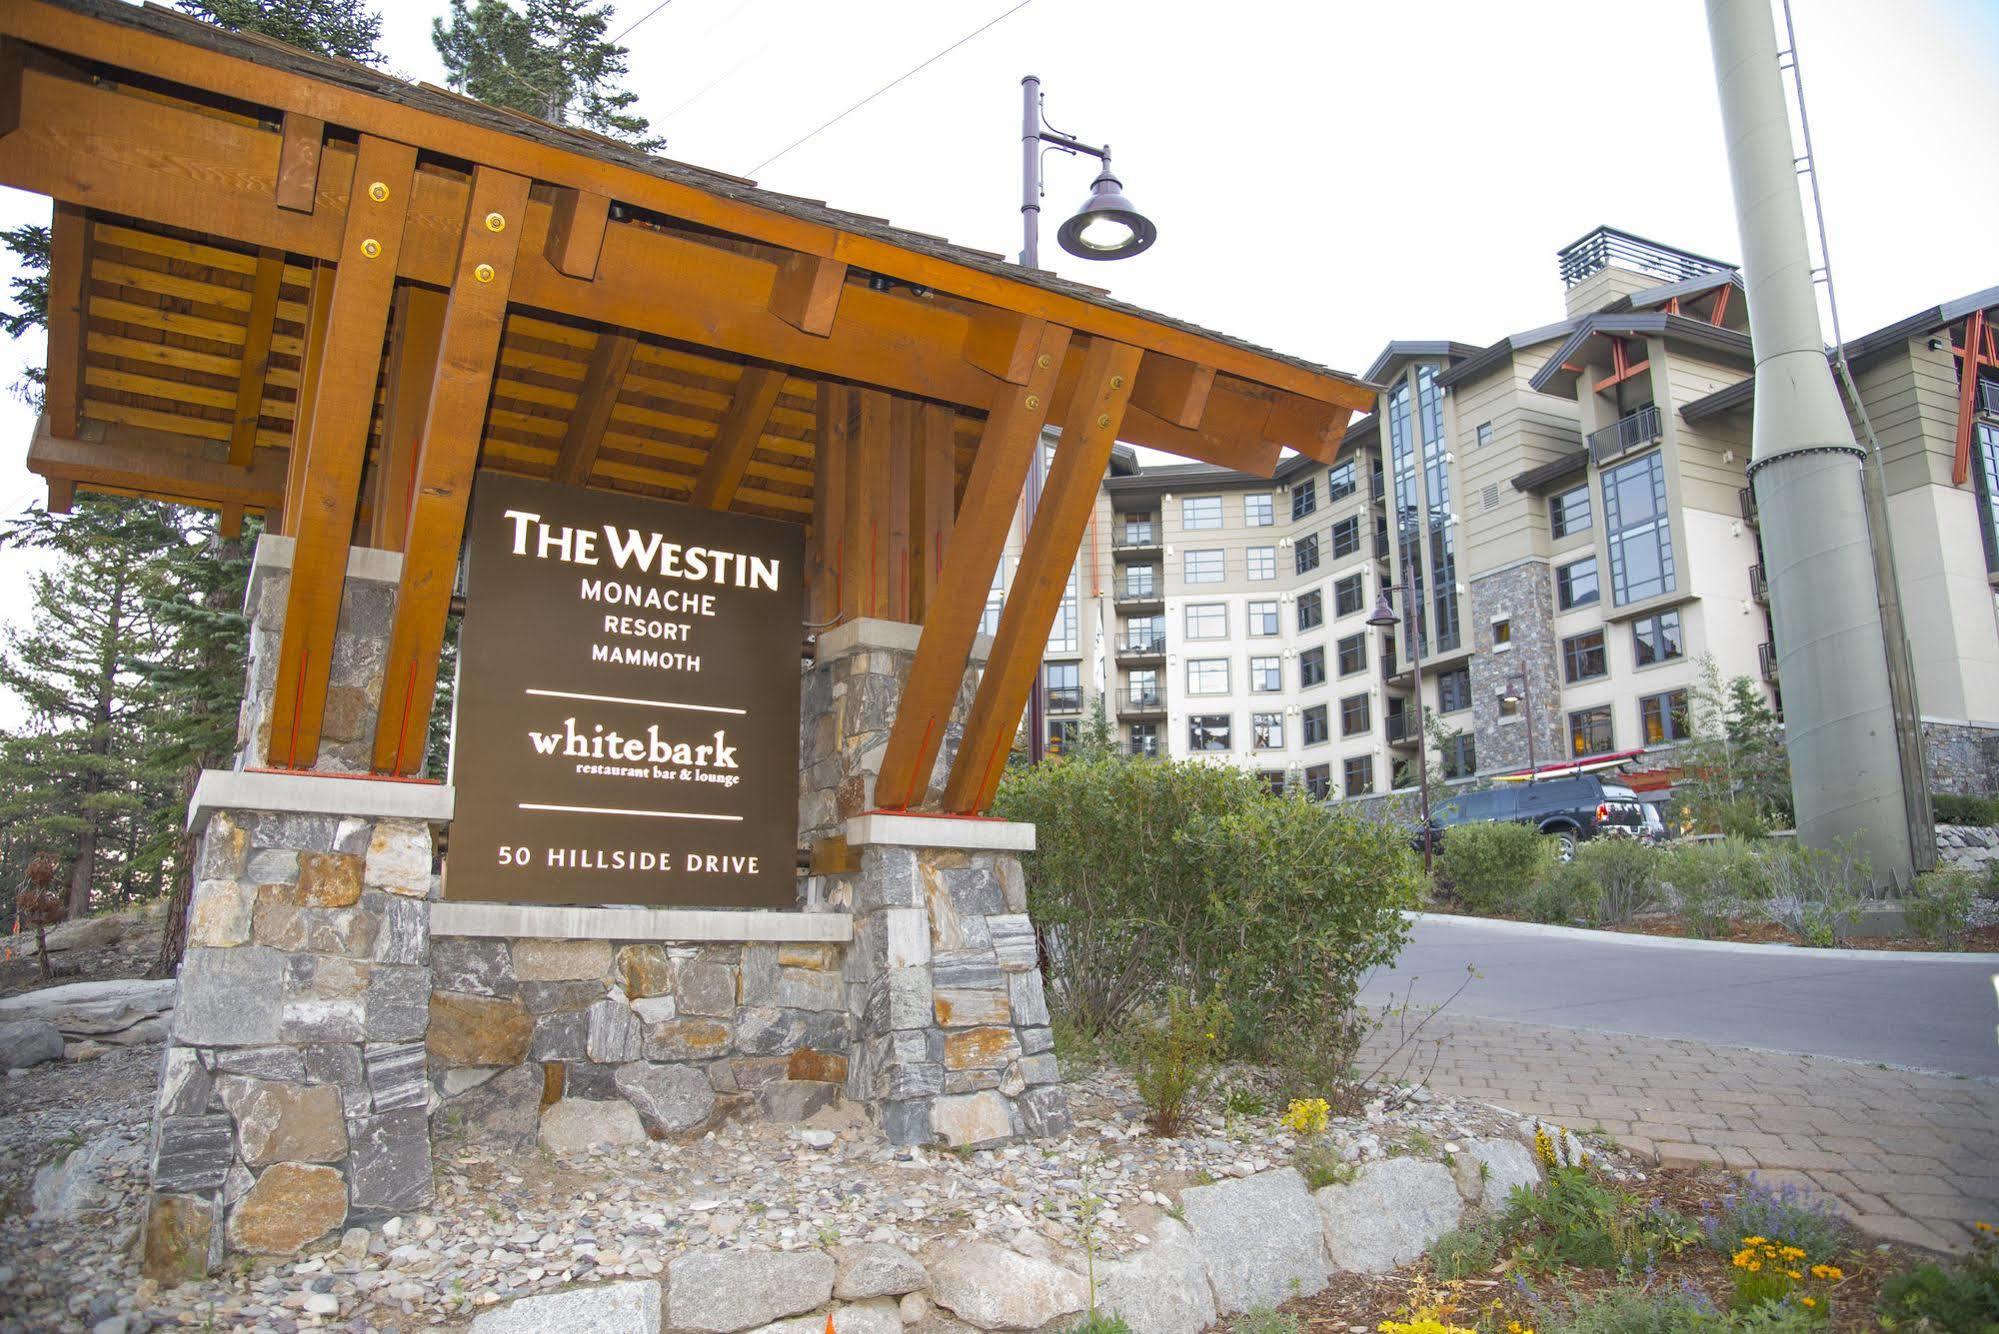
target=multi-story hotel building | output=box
[998,228,1999,798]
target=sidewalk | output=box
[1361,1010,1999,1253]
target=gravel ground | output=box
[0,1034,1609,1334]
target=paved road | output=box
[1361,914,1999,1078]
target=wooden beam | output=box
[228,246,285,466]
[1130,353,1215,429]
[688,366,785,510]
[366,284,446,549]
[0,0,1375,411]
[42,200,84,436]
[805,382,850,626]
[28,413,288,512]
[842,389,896,622]
[274,112,322,213]
[278,262,334,535]
[872,323,1072,811]
[553,330,634,486]
[943,340,1142,812]
[372,165,529,775]
[909,402,956,621]
[544,186,609,279]
[885,397,914,622]
[963,309,1049,384]
[1264,397,1352,465]
[45,477,74,513]
[265,134,415,770]
[768,253,846,336]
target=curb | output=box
[1404,910,1999,965]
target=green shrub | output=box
[1714,799,1772,840]
[1062,1315,1133,1334]
[1293,1142,1355,1190]
[995,756,1418,1051]
[1435,820,1551,915]
[1229,1307,1299,1334]
[1550,1287,1822,1332]
[1530,838,1662,926]
[1129,988,1227,1135]
[1699,1175,1848,1261]
[1934,793,1999,827]
[1761,839,1872,946]
[1503,1165,1698,1272]
[1877,1222,1999,1331]
[1905,869,1979,950]
[1660,838,1769,938]
[1427,1219,1503,1280]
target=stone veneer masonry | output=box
[141,540,1069,1282]
[1921,720,1999,797]
[1466,562,1564,773]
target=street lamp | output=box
[1020,76,1158,267]
[1019,75,1155,763]
[1502,672,1537,777]
[1368,570,1432,873]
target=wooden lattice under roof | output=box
[0,0,1377,815]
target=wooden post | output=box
[943,339,1142,812]
[689,365,786,511]
[885,397,915,622]
[229,248,286,468]
[277,262,335,537]
[366,285,447,550]
[43,202,86,438]
[842,388,894,621]
[871,324,1072,811]
[806,382,850,627]
[265,135,416,769]
[371,165,530,775]
[909,402,956,622]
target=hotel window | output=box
[1304,764,1331,800]
[1550,483,1592,539]
[1640,688,1692,745]
[1556,556,1600,610]
[1340,692,1371,736]
[1491,616,1512,648]
[1292,478,1318,520]
[1476,421,1493,449]
[1046,568,1078,653]
[1250,655,1282,692]
[1258,771,1288,796]
[1120,515,1155,545]
[1302,703,1330,745]
[1298,646,1327,688]
[1337,632,1367,677]
[1296,588,1324,630]
[1128,722,1158,758]
[1247,600,1279,636]
[1247,545,1277,581]
[1047,719,1079,752]
[1245,492,1274,527]
[1333,573,1364,618]
[1187,658,1230,695]
[1562,629,1608,683]
[1189,714,1232,752]
[1185,602,1227,640]
[980,561,1006,637]
[1182,495,1223,530]
[1343,755,1374,796]
[1295,533,1321,575]
[1184,549,1225,583]
[1127,669,1159,705]
[1436,664,1471,713]
[1441,732,1476,779]
[1977,420,1999,574]
[1252,712,1285,750]
[1568,705,1614,757]
[1603,450,1676,604]
[1124,614,1164,652]
[1632,609,1684,667]
[1044,662,1081,713]
[1330,516,1360,559]
[1124,566,1157,598]
[1327,461,1357,501]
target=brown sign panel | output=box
[446,472,804,908]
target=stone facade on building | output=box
[1921,720,1999,797]
[1465,563,1565,775]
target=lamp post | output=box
[1503,672,1536,777]
[1019,75,1157,763]
[1368,568,1431,872]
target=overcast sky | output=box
[1,0,1995,723]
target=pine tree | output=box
[433,0,661,148]
[0,499,188,919]
[175,0,383,62]
[0,220,50,407]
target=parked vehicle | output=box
[1413,776,1647,860]
[1638,801,1671,843]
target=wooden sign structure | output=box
[448,475,803,908]
[0,0,1376,820]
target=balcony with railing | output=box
[1759,641,1779,682]
[1113,518,1161,559]
[1587,403,1662,466]
[1370,469,1386,503]
[1739,485,1757,524]
[1123,689,1165,718]
[1115,573,1163,608]
[1115,634,1166,661]
[1128,737,1159,758]
[1749,563,1767,601]
[1044,686,1082,714]
[1978,376,1999,418]
[1385,711,1416,746]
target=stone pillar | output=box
[835,813,1071,1148]
[143,536,452,1281]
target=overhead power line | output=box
[746,0,1036,176]
[610,0,678,46]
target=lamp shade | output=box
[1056,166,1157,261]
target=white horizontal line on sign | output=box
[525,687,748,716]
[518,803,745,822]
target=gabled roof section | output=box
[1511,450,1589,495]
[1610,270,1744,314]
[1363,341,1484,386]
[1435,319,1582,390]
[1530,314,1754,398]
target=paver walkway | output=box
[1357,917,1999,1252]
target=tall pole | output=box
[1020,75,1046,762]
[1705,0,1914,887]
[1510,673,1537,776]
[1407,563,1432,874]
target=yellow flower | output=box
[1787,1270,1803,1280]
[1811,1264,1843,1280]
[1747,1261,1761,1272]
[1800,1296,1817,1308]
[1977,1222,1995,1233]
[1742,1236,1768,1246]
